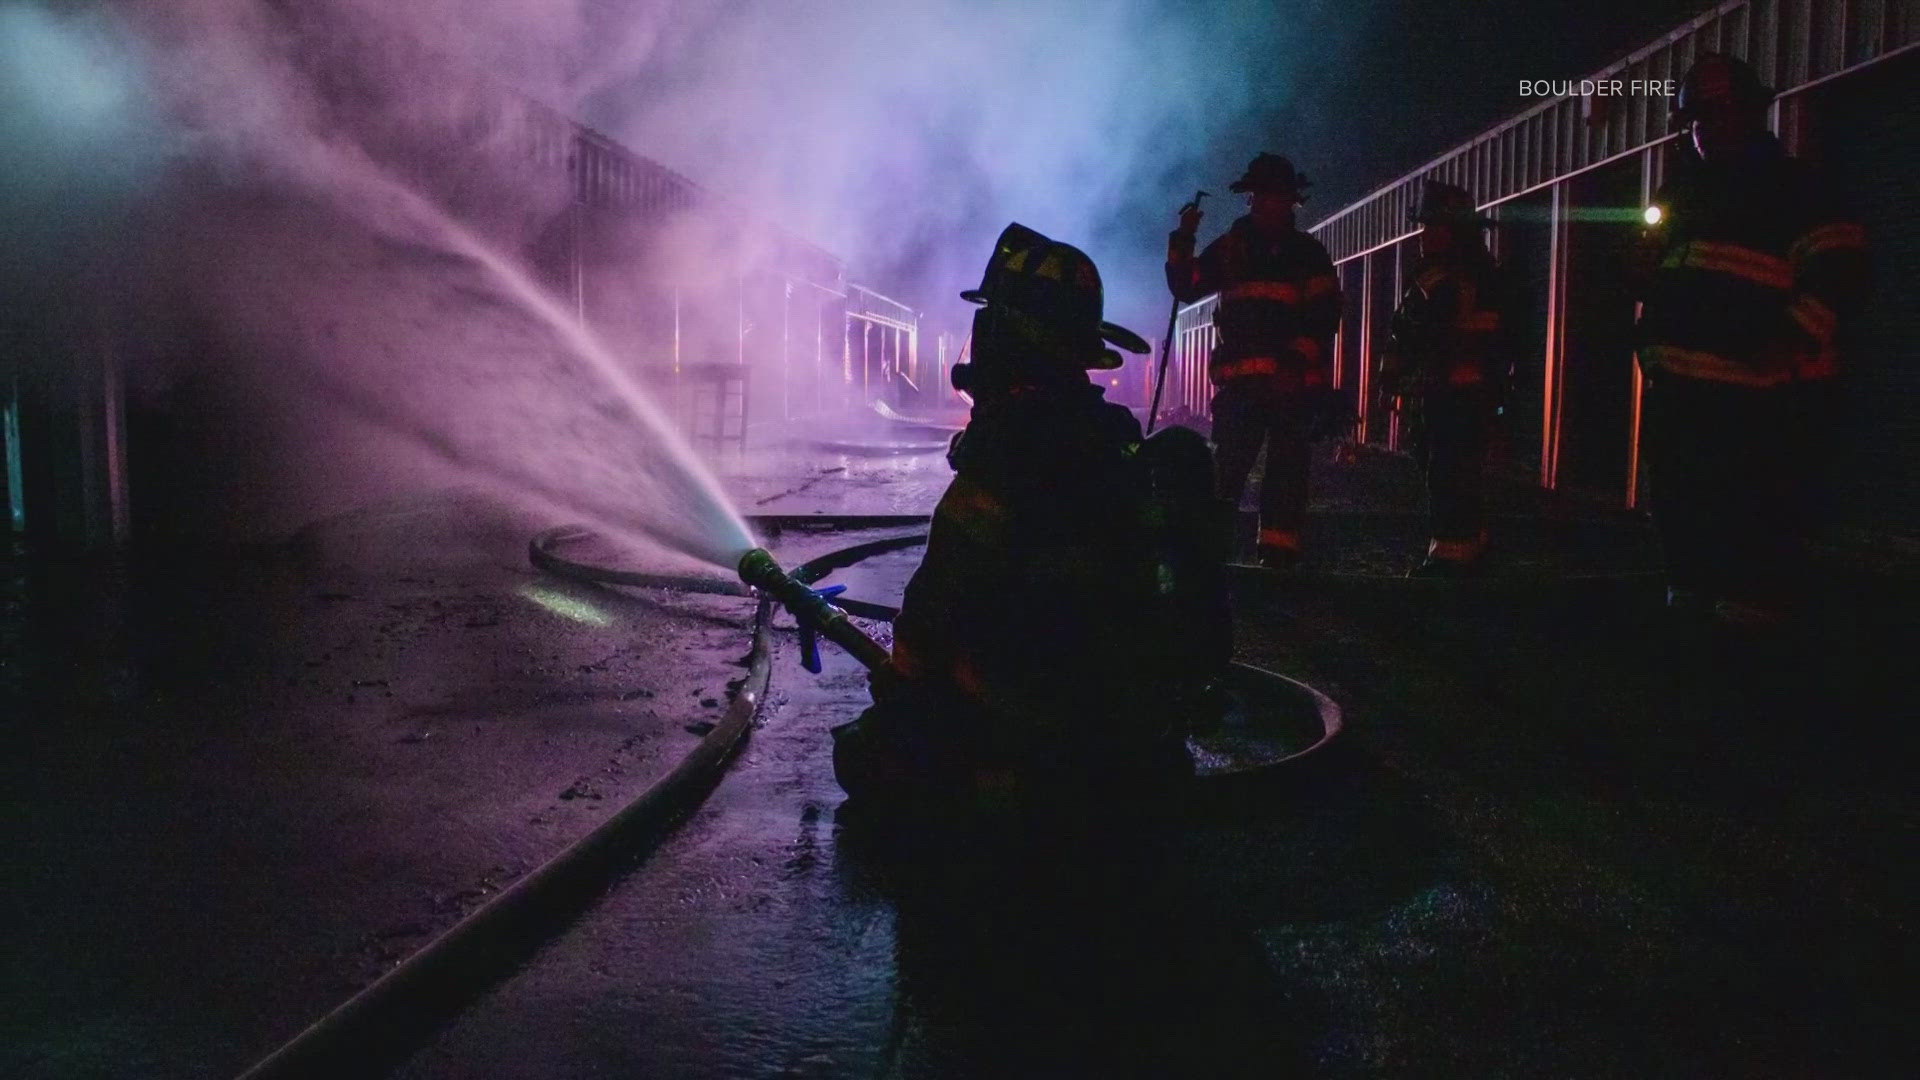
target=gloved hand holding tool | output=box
[1147,189,1209,435]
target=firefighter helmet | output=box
[960,222,1149,370]
[1229,153,1311,203]
[1672,52,1774,126]
[1412,180,1493,228]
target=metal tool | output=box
[1147,189,1209,436]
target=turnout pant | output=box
[1644,374,1813,605]
[1420,383,1494,559]
[1210,378,1320,550]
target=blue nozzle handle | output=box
[738,549,890,674]
[796,584,847,673]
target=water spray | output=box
[737,547,891,674]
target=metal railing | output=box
[1310,0,1917,265]
[1163,0,1914,508]
[844,284,921,404]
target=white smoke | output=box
[1,0,1359,550]
[10,0,1358,356]
[582,0,1352,337]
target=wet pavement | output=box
[720,442,954,520]
[403,437,1909,1078]
[2,492,759,1078]
[6,426,1915,1078]
[1230,576,1914,1076]
[397,540,1312,1079]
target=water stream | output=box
[217,137,760,572]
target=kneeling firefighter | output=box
[832,223,1233,814]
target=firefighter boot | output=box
[1408,532,1488,578]
[1256,526,1303,570]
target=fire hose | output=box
[236,519,1340,1079]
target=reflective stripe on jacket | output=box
[1637,138,1866,387]
[1383,250,1514,389]
[1167,214,1340,386]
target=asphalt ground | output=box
[401,447,1912,1077]
[1229,573,1914,1076]
[5,434,1913,1078]
[397,542,1313,1079]
[1,493,759,1078]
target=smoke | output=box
[2,3,160,375]
[3,1,771,560]
[582,0,1358,340]
[3,0,1363,553]
[84,0,1357,342]
[3,0,1367,355]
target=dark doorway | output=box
[1557,159,1643,502]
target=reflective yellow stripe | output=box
[1664,240,1792,289]
[1224,280,1302,304]
[1258,528,1301,552]
[1789,294,1837,344]
[1688,254,1792,289]
[1789,294,1839,381]
[889,641,926,677]
[1305,274,1339,299]
[1795,353,1838,380]
[1686,240,1790,274]
[1639,345,1792,387]
[1790,223,1867,264]
[1211,356,1281,378]
[1427,532,1488,562]
[936,478,1009,541]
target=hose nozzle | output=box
[737,548,890,674]
[737,547,798,599]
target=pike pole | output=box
[1146,189,1208,436]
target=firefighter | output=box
[1635,53,1868,624]
[1379,181,1519,576]
[833,223,1231,815]
[1167,153,1342,568]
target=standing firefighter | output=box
[833,224,1232,815]
[1167,153,1342,568]
[1379,181,1519,576]
[1636,53,1867,623]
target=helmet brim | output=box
[1230,173,1312,199]
[1100,320,1150,356]
[960,291,1149,368]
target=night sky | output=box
[1285,1,1712,214]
